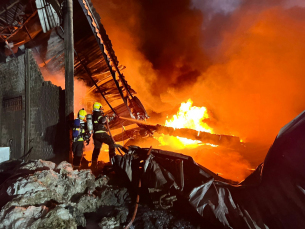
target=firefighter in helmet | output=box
[92,102,116,167]
[72,109,91,168]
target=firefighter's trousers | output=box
[92,132,115,162]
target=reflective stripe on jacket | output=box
[93,110,108,132]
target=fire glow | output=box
[157,99,216,149]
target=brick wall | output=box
[0,50,66,162]
[0,55,26,159]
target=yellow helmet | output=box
[78,109,87,120]
[93,102,103,111]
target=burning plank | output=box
[115,99,242,148]
[151,124,241,147]
[113,122,241,148]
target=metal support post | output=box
[24,49,30,155]
[64,0,74,163]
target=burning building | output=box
[0,0,243,176]
[1,0,305,228]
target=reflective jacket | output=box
[92,110,115,134]
[92,110,107,133]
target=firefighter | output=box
[72,109,90,168]
[92,102,116,167]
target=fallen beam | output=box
[114,117,241,148]
[149,124,241,147]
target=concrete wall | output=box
[0,50,66,161]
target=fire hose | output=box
[124,146,152,229]
[106,118,123,156]
[124,179,141,229]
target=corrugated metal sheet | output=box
[73,1,128,111]
[35,0,60,33]
[74,0,148,125]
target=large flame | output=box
[157,99,215,149]
[165,99,213,133]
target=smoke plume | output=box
[93,0,305,144]
[90,0,305,179]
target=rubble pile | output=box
[0,159,198,229]
[0,160,129,228]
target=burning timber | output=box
[1,111,305,228]
[114,119,241,148]
[151,124,240,146]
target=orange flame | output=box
[157,99,215,149]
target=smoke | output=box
[33,0,305,180]
[192,0,241,16]
[92,0,210,113]
[280,0,305,9]
[194,5,305,144]
[93,0,305,139]
[90,0,305,179]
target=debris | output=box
[56,161,74,173]
[18,159,56,171]
[95,175,110,187]
[0,206,49,229]
[0,161,129,228]
[1,111,305,228]
[99,217,120,229]
[31,206,77,229]
[113,110,305,228]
